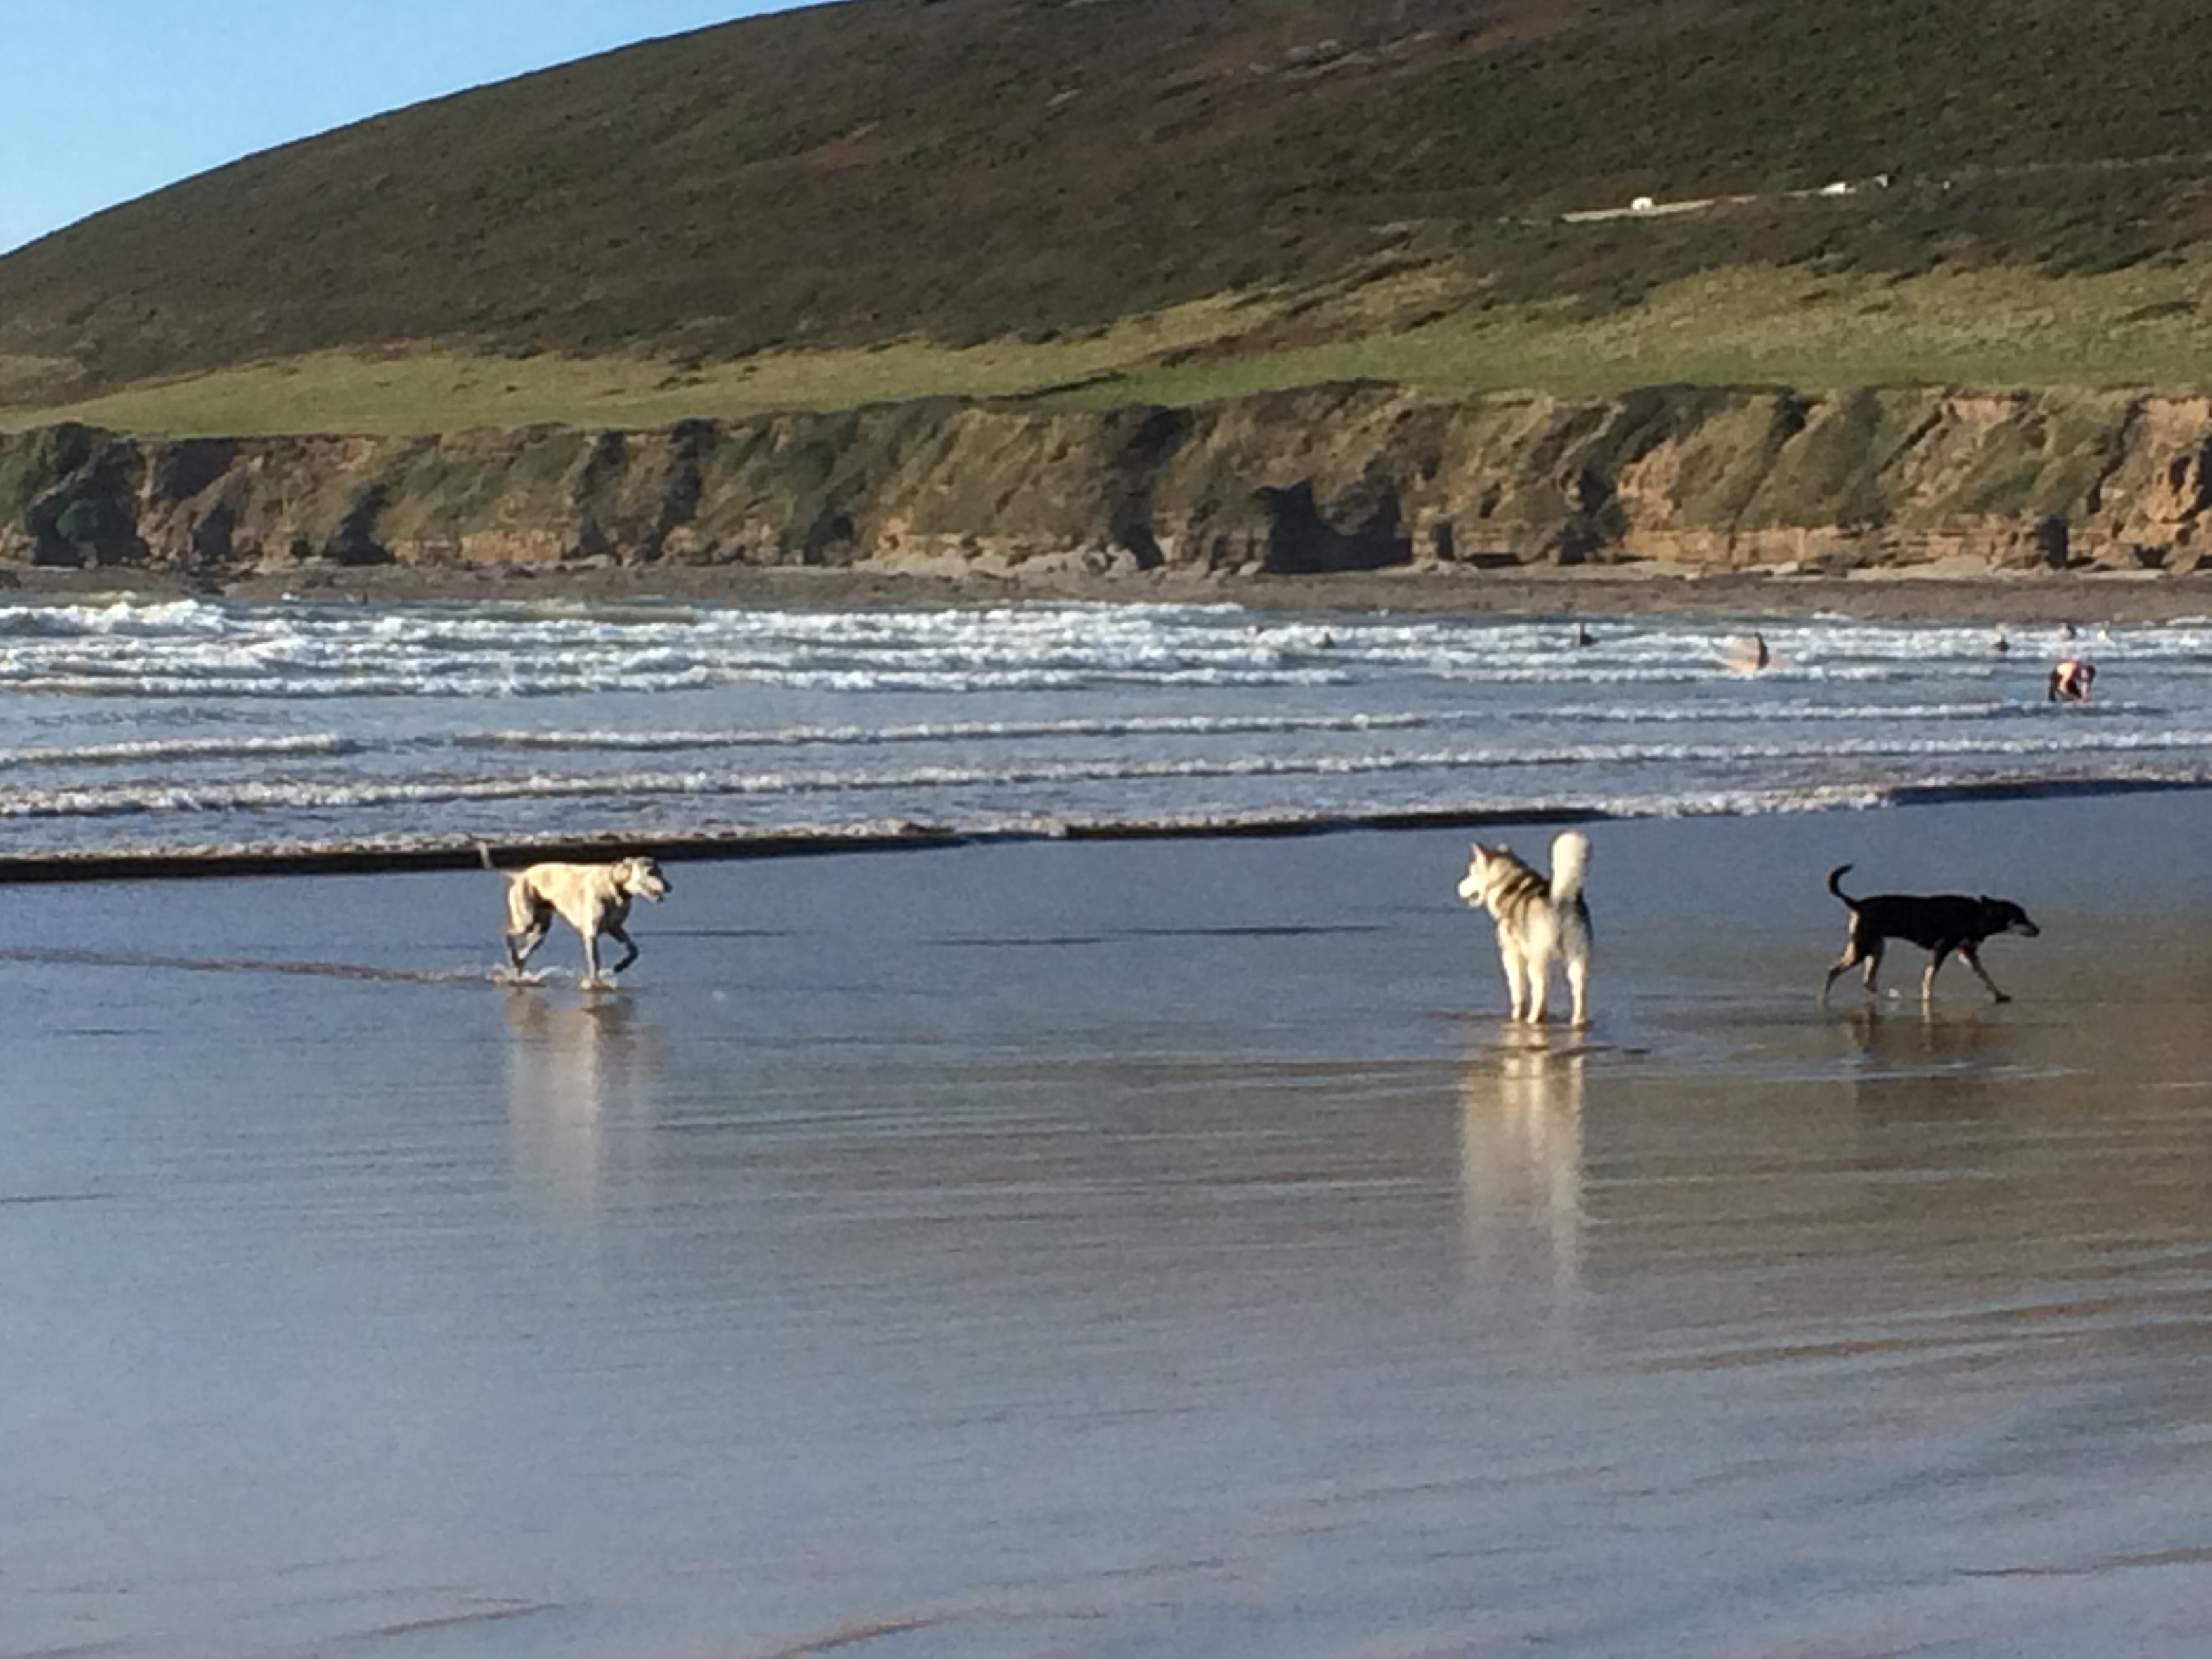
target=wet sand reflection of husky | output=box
[1456,831,1593,1026]
[1460,1026,1587,1303]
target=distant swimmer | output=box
[1719,631,1774,675]
[2060,621,2078,641]
[2048,657,2095,703]
[1992,630,2010,654]
[1573,621,1595,649]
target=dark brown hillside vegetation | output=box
[9,0,2212,393]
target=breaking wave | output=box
[0,594,2206,858]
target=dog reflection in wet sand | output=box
[482,846,670,989]
[1460,1026,1587,1298]
[1457,830,1592,1025]
[1821,863,2039,1006]
[505,989,659,1199]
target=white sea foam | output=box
[0,596,2208,852]
[454,712,1433,752]
[7,737,2212,823]
[8,595,2203,702]
[0,735,353,769]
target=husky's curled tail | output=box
[1549,830,1591,911]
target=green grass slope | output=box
[7,0,2212,427]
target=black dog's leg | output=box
[1859,940,1884,994]
[1822,922,1876,1002]
[1960,943,2010,1003]
[605,922,640,977]
[1821,949,1857,1002]
[1921,948,1952,1002]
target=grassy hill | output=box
[9,0,2212,434]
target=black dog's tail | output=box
[1826,863,1858,907]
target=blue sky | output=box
[0,1,813,254]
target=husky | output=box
[480,846,671,989]
[1821,863,2039,1005]
[1457,830,1593,1025]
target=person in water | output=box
[2048,657,2095,703]
[1719,631,1772,674]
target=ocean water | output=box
[0,594,2193,856]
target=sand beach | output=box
[7,791,2212,1656]
[24,0,2212,1645]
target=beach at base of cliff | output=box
[11,791,2212,1658]
[9,554,2212,625]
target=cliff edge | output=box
[8,384,2212,586]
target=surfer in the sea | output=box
[2047,657,2095,703]
[1719,632,1773,675]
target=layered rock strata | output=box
[5,384,2210,580]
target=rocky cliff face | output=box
[6,384,2210,583]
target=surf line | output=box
[0,945,491,985]
[0,819,963,884]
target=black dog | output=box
[1822,864,2040,1004]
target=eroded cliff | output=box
[7,384,2212,584]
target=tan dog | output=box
[480,846,670,988]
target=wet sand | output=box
[7,792,2212,1656]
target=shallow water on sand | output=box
[7,796,2212,1656]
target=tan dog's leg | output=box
[505,880,552,972]
[604,921,640,977]
[575,909,605,988]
